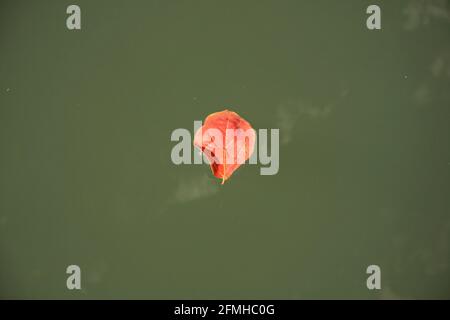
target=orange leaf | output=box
[194,110,256,184]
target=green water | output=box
[1,0,449,299]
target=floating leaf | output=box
[194,109,256,184]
